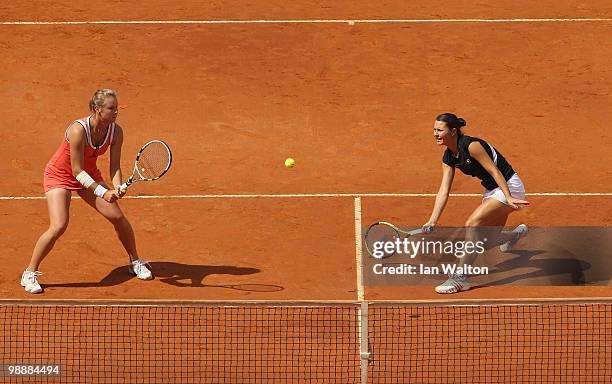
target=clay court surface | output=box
[1,1,611,302]
[1,3,611,383]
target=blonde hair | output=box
[89,89,117,112]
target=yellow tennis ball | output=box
[284,158,296,168]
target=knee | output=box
[48,221,69,238]
[465,216,484,228]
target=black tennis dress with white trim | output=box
[442,135,515,190]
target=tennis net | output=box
[0,299,610,383]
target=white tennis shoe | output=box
[500,224,528,252]
[435,273,471,294]
[21,270,43,294]
[129,259,153,280]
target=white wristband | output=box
[94,185,108,198]
[75,170,96,188]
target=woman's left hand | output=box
[507,196,529,209]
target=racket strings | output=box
[136,142,171,180]
[365,224,401,259]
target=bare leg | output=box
[28,189,72,271]
[436,198,522,294]
[461,198,516,267]
[77,186,139,262]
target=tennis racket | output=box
[120,140,172,191]
[364,221,433,259]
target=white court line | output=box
[0,192,611,200]
[1,18,612,26]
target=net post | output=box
[359,301,370,384]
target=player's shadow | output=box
[43,262,284,292]
[479,249,592,286]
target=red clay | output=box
[1,8,611,299]
[2,1,612,21]
[1,198,357,300]
[0,4,610,382]
[1,22,612,196]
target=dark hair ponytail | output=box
[436,113,466,134]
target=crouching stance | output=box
[22,89,152,294]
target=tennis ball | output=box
[284,158,296,168]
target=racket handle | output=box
[119,182,129,191]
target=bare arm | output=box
[468,142,529,209]
[425,163,455,227]
[109,124,124,191]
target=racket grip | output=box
[422,225,434,233]
[119,182,129,191]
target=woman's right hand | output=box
[422,221,436,233]
[103,190,120,203]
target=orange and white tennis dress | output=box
[43,117,115,192]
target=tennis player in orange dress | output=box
[21,89,152,294]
